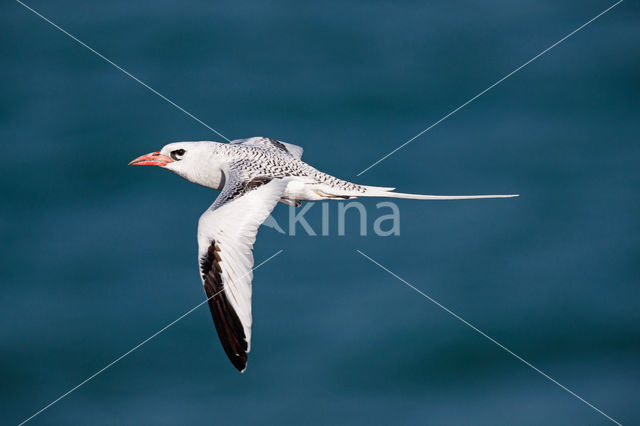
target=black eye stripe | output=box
[170,149,186,160]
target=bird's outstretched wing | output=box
[229,136,303,159]
[197,169,289,372]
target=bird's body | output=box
[130,137,517,372]
[172,138,368,203]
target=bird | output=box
[129,136,517,372]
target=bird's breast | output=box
[209,169,225,190]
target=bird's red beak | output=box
[128,151,174,167]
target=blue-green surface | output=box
[1,1,638,424]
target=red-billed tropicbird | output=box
[129,137,517,371]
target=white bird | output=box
[129,137,517,371]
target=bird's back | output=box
[223,144,365,194]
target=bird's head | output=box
[129,141,225,189]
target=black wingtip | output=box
[201,239,250,373]
[231,353,248,373]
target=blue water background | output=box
[1,1,639,424]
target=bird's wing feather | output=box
[197,169,289,372]
[229,136,303,159]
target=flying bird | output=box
[129,137,517,371]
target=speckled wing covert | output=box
[229,136,304,159]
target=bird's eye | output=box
[170,149,186,160]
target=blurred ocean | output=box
[1,0,638,424]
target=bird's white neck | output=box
[173,166,226,190]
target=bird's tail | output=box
[358,185,518,200]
